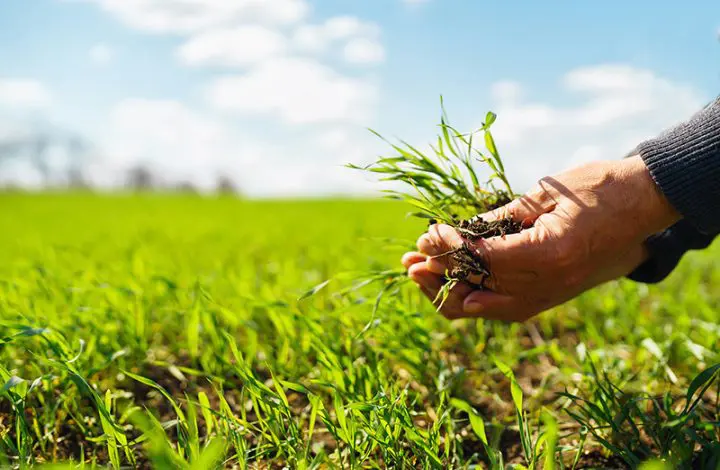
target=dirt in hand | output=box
[448,214,523,288]
[456,215,522,241]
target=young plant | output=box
[347,97,523,307]
[560,360,720,469]
[495,359,557,470]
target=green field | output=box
[1,193,719,469]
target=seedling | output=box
[348,97,523,307]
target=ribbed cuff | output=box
[634,97,720,234]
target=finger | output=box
[401,252,427,269]
[416,233,437,256]
[408,262,447,307]
[408,262,475,318]
[462,290,534,322]
[417,224,463,255]
[421,224,465,274]
[482,183,558,225]
[408,261,444,292]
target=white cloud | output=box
[491,81,523,105]
[77,0,309,34]
[322,16,379,40]
[178,26,286,67]
[46,0,387,197]
[205,57,377,124]
[89,43,113,64]
[102,99,252,188]
[83,98,381,196]
[0,79,52,108]
[343,38,385,65]
[485,64,705,192]
[292,16,382,61]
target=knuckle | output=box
[490,204,512,220]
[526,182,551,201]
[536,176,557,196]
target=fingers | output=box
[401,252,426,269]
[407,262,474,318]
[416,224,464,274]
[462,290,535,322]
[408,261,444,292]
[416,224,462,255]
[416,218,552,285]
[408,260,537,322]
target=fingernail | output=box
[464,301,484,315]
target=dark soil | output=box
[456,215,523,242]
[449,215,523,287]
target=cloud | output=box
[177,26,286,67]
[77,0,309,34]
[292,16,384,64]
[89,43,113,64]
[343,38,385,65]
[491,81,523,105]
[205,57,377,124]
[100,99,252,188]
[0,79,52,108]
[82,98,381,196]
[485,64,705,192]
[293,16,379,50]
[42,0,387,196]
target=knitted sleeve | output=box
[625,97,720,282]
[634,96,720,234]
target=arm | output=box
[402,98,720,321]
[626,96,720,283]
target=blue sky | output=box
[0,0,718,195]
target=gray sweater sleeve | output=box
[626,96,720,283]
[635,96,720,234]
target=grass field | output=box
[1,192,719,469]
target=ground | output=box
[0,193,718,469]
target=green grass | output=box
[0,192,719,469]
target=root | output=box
[441,215,523,287]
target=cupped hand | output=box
[402,155,681,322]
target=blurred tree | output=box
[0,128,92,188]
[174,180,198,194]
[125,165,154,191]
[216,175,240,196]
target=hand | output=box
[402,156,681,322]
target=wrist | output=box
[618,155,681,237]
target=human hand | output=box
[402,155,681,322]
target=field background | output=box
[1,193,719,469]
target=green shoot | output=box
[348,96,517,226]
